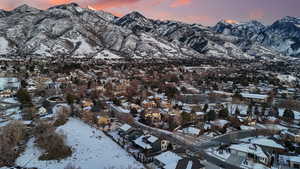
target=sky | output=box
[1,0,299,26]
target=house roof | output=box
[155,151,182,169]
[211,119,229,128]
[147,135,159,143]
[240,93,268,100]
[195,112,205,116]
[176,158,205,169]
[133,136,152,150]
[230,143,268,159]
[250,138,285,150]
[119,124,132,132]
[181,127,200,135]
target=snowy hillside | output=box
[15,118,144,169]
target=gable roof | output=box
[250,138,285,150]
[155,151,182,169]
[119,124,132,132]
[230,143,268,159]
[176,158,205,169]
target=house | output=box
[240,93,268,104]
[133,134,161,155]
[211,119,230,129]
[280,155,300,169]
[195,112,205,121]
[143,108,162,124]
[248,138,285,153]
[229,143,270,166]
[0,89,14,97]
[176,158,205,169]
[118,123,133,136]
[161,140,170,152]
[142,100,157,109]
[154,151,182,169]
[281,129,300,143]
[37,106,47,116]
[180,127,201,136]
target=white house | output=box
[154,151,182,169]
[229,143,270,165]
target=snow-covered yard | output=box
[16,118,144,169]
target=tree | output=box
[112,97,121,106]
[235,107,240,116]
[206,110,216,121]
[16,89,32,105]
[272,107,279,117]
[66,93,76,105]
[130,108,138,116]
[219,108,229,119]
[180,112,191,125]
[0,121,27,166]
[203,104,209,112]
[165,86,179,99]
[283,109,294,122]
[66,93,76,116]
[34,121,72,160]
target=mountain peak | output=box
[87,5,96,11]
[13,4,40,13]
[48,3,80,10]
[127,11,146,19]
[278,16,300,24]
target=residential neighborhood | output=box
[0,57,300,169]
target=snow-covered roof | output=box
[147,135,159,143]
[195,112,205,116]
[155,151,182,169]
[211,119,229,127]
[241,93,268,100]
[181,127,200,135]
[230,143,268,159]
[119,124,132,132]
[133,136,152,150]
[204,123,211,130]
[288,156,300,163]
[240,125,255,130]
[250,138,285,149]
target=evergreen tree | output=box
[16,89,32,105]
[219,108,229,119]
[207,110,216,121]
[203,104,209,112]
[283,109,294,122]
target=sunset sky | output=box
[1,0,299,25]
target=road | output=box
[109,103,278,169]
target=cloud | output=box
[87,0,141,10]
[249,9,264,20]
[50,0,72,5]
[170,0,192,8]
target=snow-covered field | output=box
[16,118,144,169]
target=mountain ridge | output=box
[0,3,299,60]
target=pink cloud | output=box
[249,9,264,20]
[170,0,192,8]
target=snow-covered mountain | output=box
[0,3,200,59]
[115,11,291,60]
[213,16,300,57]
[0,3,298,59]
